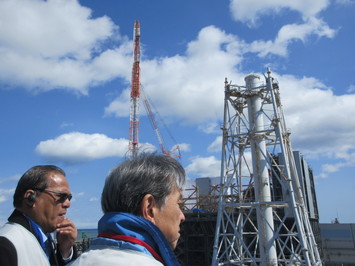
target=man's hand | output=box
[56,217,78,259]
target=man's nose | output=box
[62,198,71,208]
[180,210,185,222]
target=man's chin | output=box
[170,239,179,250]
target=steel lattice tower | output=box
[212,69,322,265]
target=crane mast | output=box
[128,21,180,159]
[129,20,141,158]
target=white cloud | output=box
[278,74,355,156]
[267,73,355,176]
[35,132,159,163]
[186,156,221,177]
[104,88,131,117]
[319,151,355,178]
[0,0,131,94]
[229,0,330,26]
[198,122,221,134]
[175,143,191,153]
[208,136,223,153]
[35,132,129,163]
[137,143,157,155]
[229,0,336,58]
[247,17,336,57]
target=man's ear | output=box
[140,194,159,223]
[24,189,37,207]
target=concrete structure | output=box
[319,223,355,265]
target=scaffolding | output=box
[212,68,322,265]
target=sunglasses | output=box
[38,189,73,203]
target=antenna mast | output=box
[129,20,141,158]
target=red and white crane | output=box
[128,20,141,158]
[128,20,181,159]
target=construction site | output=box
[101,20,352,265]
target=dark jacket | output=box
[0,209,77,266]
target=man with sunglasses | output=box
[0,165,78,265]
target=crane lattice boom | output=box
[129,20,141,158]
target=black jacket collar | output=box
[8,209,33,234]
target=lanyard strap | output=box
[98,232,165,265]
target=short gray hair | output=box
[101,154,185,214]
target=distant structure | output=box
[211,69,322,265]
[319,223,355,265]
[128,20,141,158]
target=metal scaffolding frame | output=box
[212,69,322,265]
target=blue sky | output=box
[0,0,354,228]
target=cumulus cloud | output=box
[208,136,223,153]
[246,17,336,57]
[104,87,130,117]
[320,151,355,178]
[277,74,355,160]
[229,0,336,57]
[0,0,131,94]
[35,132,130,163]
[229,0,329,26]
[35,132,159,163]
[199,122,221,134]
[186,156,221,177]
[175,143,191,153]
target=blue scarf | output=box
[92,212,180,266]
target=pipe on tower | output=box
[245,74,278,266]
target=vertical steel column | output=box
[245,74,278,265]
